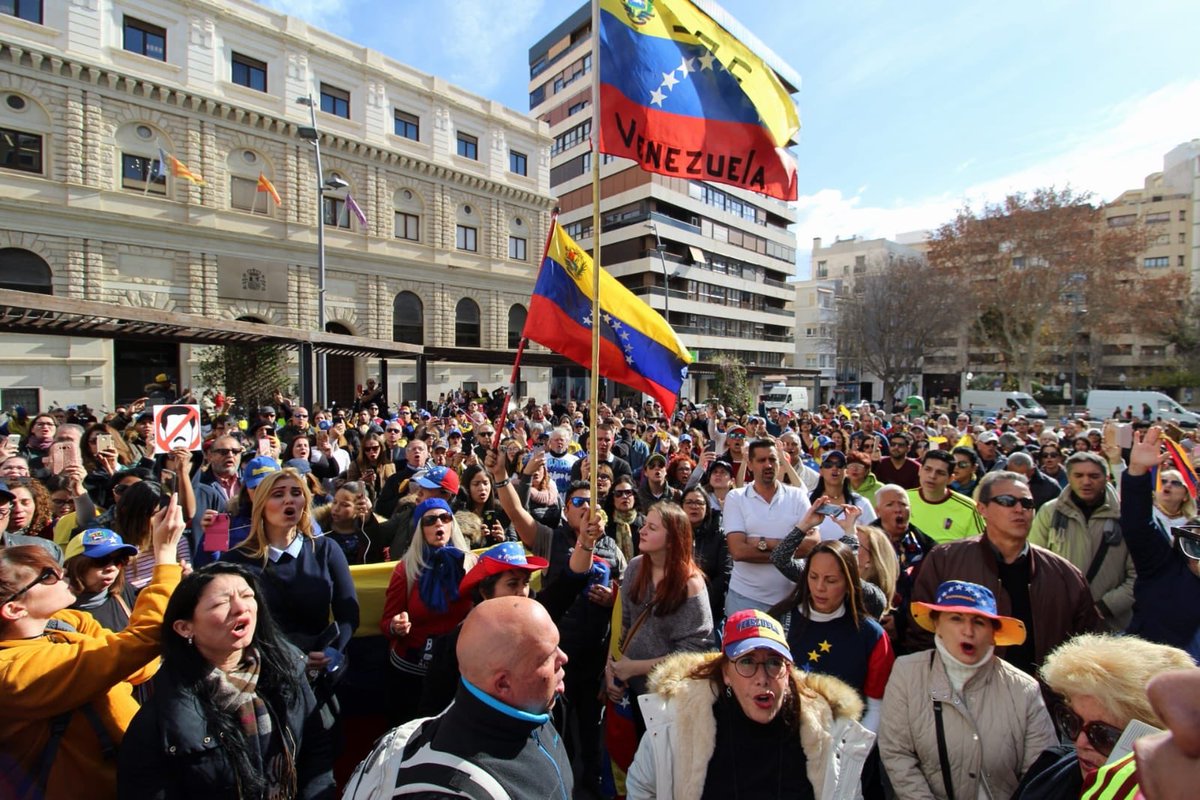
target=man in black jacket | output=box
[383,598,572,799]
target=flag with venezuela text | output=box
[597,0,800,200]
[524,223,691,414]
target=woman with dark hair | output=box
[770,524,894,734]
[117,562,336,799]
[681,486,729,625]
[606,473,645,561]
[65,527,139,632]
[516,449,562,529]
[5,476,53,540]
[809,450,877,540]
[0,501,184,799]
[312,481,387,564]
[280,435,339,482]
[606,502,712,730]
[82,423,137,506]
[346,433,395,500]
[454,464,511,545]
[113,480,192,589]
[625,609,873,798]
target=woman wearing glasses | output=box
[1013,633,1194,799]
[626,609,873,799]
[879,580,1056,800]
[606,474,646,561]
[0,499,184,799]
[379,497,477,724]
[346,432,395,500]
[1152,468,1195,535]
[1120,426,1200,661]
[681,486,729,625]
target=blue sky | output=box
[266,0,1200,276]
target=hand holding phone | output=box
[160,469,178,496]
[203,513,231,552]
[814,503,843,517]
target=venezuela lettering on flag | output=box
[597,0,800,200]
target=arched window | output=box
[326,321,352,335]
[0,248,52,294]
[455,298,480,348]
[507,304,526,349]
[393,291,423,345]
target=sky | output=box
[263,0,1200,278]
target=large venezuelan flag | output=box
[525,223,691,414]
[597,0,800,200]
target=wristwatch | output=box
[757,537,769,552]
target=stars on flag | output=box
[648,46,725,107]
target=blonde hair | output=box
[857,524,898,608]
[401,507,474,581]
[1157,469,1197,519]
[237,468,315,564]
[1040,634,1194,727]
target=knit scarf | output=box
[611,508,638,560]
[935,634,995,694]
[528,481,558,508]
[417,545,466,614]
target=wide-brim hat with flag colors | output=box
[911,580,1026,646]
[721,609,793,662]
[459,541,549,596]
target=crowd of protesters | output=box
[0,383,1198,799]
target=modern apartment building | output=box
[528,3,806,404]
[0,0,556,410]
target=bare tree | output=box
[928,187,1144,393]
[835,256,959,406]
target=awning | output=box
[688,246,707,264]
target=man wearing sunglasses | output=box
[906,471,1101,675]
[1028,450,1134,632]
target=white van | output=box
[762,385,809,412]
[960,390,1048,419]
[1085,390,1200,428]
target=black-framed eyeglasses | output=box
[732,655,788,679]
[420,512,455,527]
[1053,703,1122,756]
[212,447,243,457]
[2,566,62,605]
[988,494,1035,509]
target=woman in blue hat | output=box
[64,527,139,633]
[879,579,1056,800]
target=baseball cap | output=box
[722,609,793,662]
[413,465,460,495]
[726,425,747,437]
[459,541,549,596]
[976,431,1000,444]
[242,455,280,489]
[0,480,12,504]
[708,459,733,476]
[135,411,154,422]
[646,453,667,468]
[65,527,139,562]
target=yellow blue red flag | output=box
[597,0,800,200]
[524,222,691,414]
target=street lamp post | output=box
[296,94,337,407]
[645,219,670,320]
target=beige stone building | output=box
[0,0,556,410]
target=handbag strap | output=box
[930,652,955,799]
[619,603,655,655]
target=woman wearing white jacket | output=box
[879,580,1056,800]
[626,608,874,800]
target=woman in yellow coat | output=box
[0,496,185,800]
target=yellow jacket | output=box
[0,563,180,799]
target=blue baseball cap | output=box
[242,455,280,489]
[65,527,138,561]
[0,480,13,504]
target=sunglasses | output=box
[2,566,62,604]
[363,446,381,453]
[1053,703,1122,756]
[953,461,973,469]
[1161,479,1187,489]
[726,432,746,440]
[420,512,455,527]
[212,447,243,457]
[612,489,635,498]
[387,428,403,433]
[732,655,788,679]
[988,494,1035,510]
[1172,527,1200,560]
[821,460,846,469]
[568,496,592,508]
[93,553,131,568]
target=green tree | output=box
[194,343,290,412]
[710,354,753,414]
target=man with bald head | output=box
[353,597,572,799]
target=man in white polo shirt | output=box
[722,439,815,615]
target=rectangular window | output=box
[509,236,527,260]
[229,176,271,215]
[457,132,478,160]
[322,196,350,228]
[393,110,419,141]
[1107,214,1136,228]
[509,150,528,176]
[1180,255,1186,267]
[395,211,419,241]
[2,0,42,23]
[456,224,477,251]
[1145,211,1171,224]
[1181,210,1187,221]
[0,127,43,173]
[319,83,350,119]
[1144,256,1170,268]
[120,153,165,194]
[123,16,166,61]
[231,53,267,92]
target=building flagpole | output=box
[588,0,603,502]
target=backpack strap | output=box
[1085,519,1123,584]
[31,702,116,794]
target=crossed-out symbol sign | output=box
[154,404,202,454]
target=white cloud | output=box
[415,0,546,94]
[256,0,351,34]
[794,79,1200,277]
